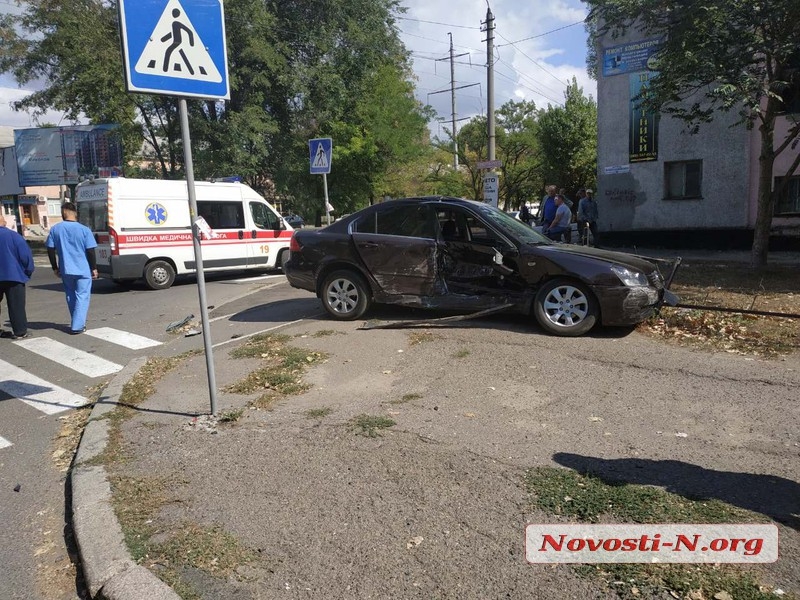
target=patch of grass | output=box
[640,261,800,358]
[217,408,244,423]
[390,392,423,404]
[642,308,799,358]
[226,334,327,408]
[525,467,757,524]
[305,407,333,419]
[111,476,176,562]
[350,414,396,437]
[92,352,200,467]
[453,348,470,358]
[229,333,292,359]
[527,467,781,600]
[408,331,437,345]
[158,522,255,578]
[312,329,340,337]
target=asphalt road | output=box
[0,262,310,600]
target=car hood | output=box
[535,244,661,273]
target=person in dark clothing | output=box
[519,202,531,225]
[45,202,98,334]
[0,213,35,339]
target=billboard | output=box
[0,146,24,196]
[629,72,659,163]
[14,125,123,186]
[602,38,662,77]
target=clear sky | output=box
[0,0,594,132]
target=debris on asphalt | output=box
[406,536,424,549]
[588,416,603,422]
[166,314,194,332]
[13,484,20,492]
[675,432,688,438]
[183,415,219,433]
[184,328,202,337]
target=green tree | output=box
[1,0,430,216]
[535,79,597,197]
[585,0,800,267]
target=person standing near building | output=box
[45,202,98,334]
[544,195,573,241]
[537,185,558,226]
[0,213,34,339]
[578,188,600,247]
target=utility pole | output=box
[449,33,459,169]
[485,6,496,162]
[431,37,479,169]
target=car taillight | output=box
[109,228,119,255]
[289,233,301,253]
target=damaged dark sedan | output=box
[284,197,678,336]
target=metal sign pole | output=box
[179,98,218,416]
[323,172,331,226]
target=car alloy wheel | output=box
[533,278,597,336]
[321,270,370,320]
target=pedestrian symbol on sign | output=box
[312,144,329,170]
[308,137,332,175]
[133,0,222,83]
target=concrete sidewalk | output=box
[70,309,800,599]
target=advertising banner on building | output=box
[602,38,661,77]
[629,72,659,162]
[0,146,24,196]
[14,125,123,186]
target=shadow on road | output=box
[553,452,800,530]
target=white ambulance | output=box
[75,177,293,289]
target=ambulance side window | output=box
[197,201,245,229]
[250,202,280,230]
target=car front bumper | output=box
[594,285,671,326]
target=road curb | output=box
[72,356,180,600]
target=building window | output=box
[47,199,62,216]
[665,160,702,200]
[774,175,800,215]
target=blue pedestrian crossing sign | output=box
[309,138,333,175]
[118,0,230,100]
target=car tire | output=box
[278,249,290,272]
[533,278,598,336]
[321,270,371,320]
[144,260,176,290]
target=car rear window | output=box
[355,205,435,239]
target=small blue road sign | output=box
[119,0,230,100]
[309,138,333,175]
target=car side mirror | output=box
[502,247,519,258]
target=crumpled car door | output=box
[352,232,438,297]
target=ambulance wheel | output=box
[278,249,290,272]
[144,260,176,290]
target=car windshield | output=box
[472,203,551,245]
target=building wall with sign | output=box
[595,29,800,241]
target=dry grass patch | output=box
[226,334,327,408]
[390,392,423,405]
[305,407,334,419]
[408,330,438,345]
[641,261,800,357]
[351,414,396,437]
[526,467,784,600]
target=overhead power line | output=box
[496,20,586,47]
[396,16,480,30]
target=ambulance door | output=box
[194,200,249,272]
[247,200,289,269]
[76,183,113,274]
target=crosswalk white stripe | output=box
[85,327,162,349]
[0,435,12,450]
[0,359,90,414]
[13,337,123,378]
[228,274,284,283]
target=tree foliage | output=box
[584,0,800,266]
[535,79,597,197]
[0,0,431,217]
